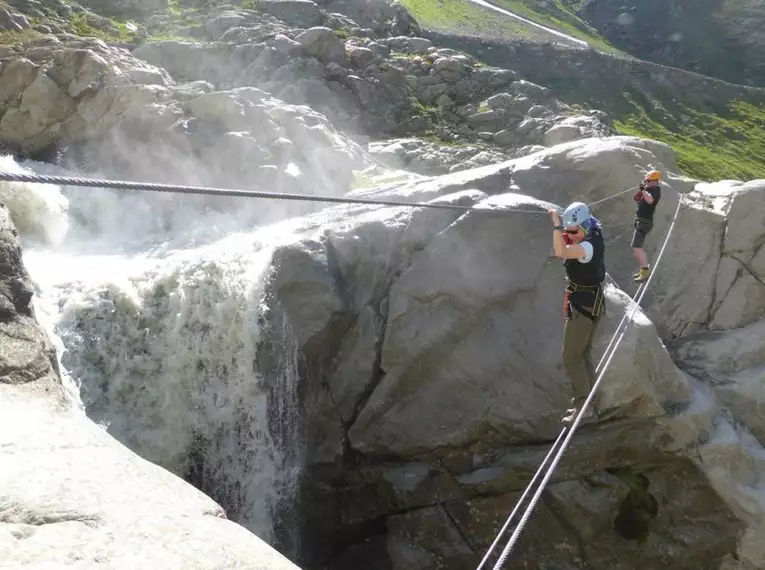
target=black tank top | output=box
[564,227,606,286]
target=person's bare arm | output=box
[552,238,587,259]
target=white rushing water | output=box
[0,153,327,549]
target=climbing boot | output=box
[561,406,599,425]
[633,267,650,282]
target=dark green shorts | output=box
[631,219,653,248]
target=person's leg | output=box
[633,247,648,267]
[561,309,598,422]
[631,224,651,281]
[581,315,600,408]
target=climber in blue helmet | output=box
[549,201,606,426]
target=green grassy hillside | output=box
[399,0,622,52]
[403,0,765,181]
[615,100,765,181]
[398,0,554,41]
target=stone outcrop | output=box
[253,138,765,569]
[0,35,364,200]
[0,204,302,570]
[130,26,612,149]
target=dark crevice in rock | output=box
[344,327,385,433]
[607,468,658,542]
[342,293,391,444]
[728,253,765,287]
[322,236,352,312]
[341,217,439,455]
[704,217,728,329]
[321,520,392,570]
[315,239,355,449]
[613,488,659,541]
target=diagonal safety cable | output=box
[489,194,685,570]
[476,281,648,570]
[474,427,570,570]
[0,171,641,217]
[588,185,640,207]
[477,189,684,570]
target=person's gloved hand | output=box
[633,190,643,202]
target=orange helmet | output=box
[644,170,661,182]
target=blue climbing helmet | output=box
[560,202,592,228]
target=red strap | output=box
[562,232,573,245]
[563,289,570,319]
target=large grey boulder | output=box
[320,0,419,37]
[296,26,347,64]
[260,139,765,568]
[0,205,301,570]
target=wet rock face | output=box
[0,204,304,569]
[0,204,61,386]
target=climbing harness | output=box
[563,281,604,322]
[478,194,686,570]
[0,171,638,216]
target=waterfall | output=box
[3,154,310,555]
